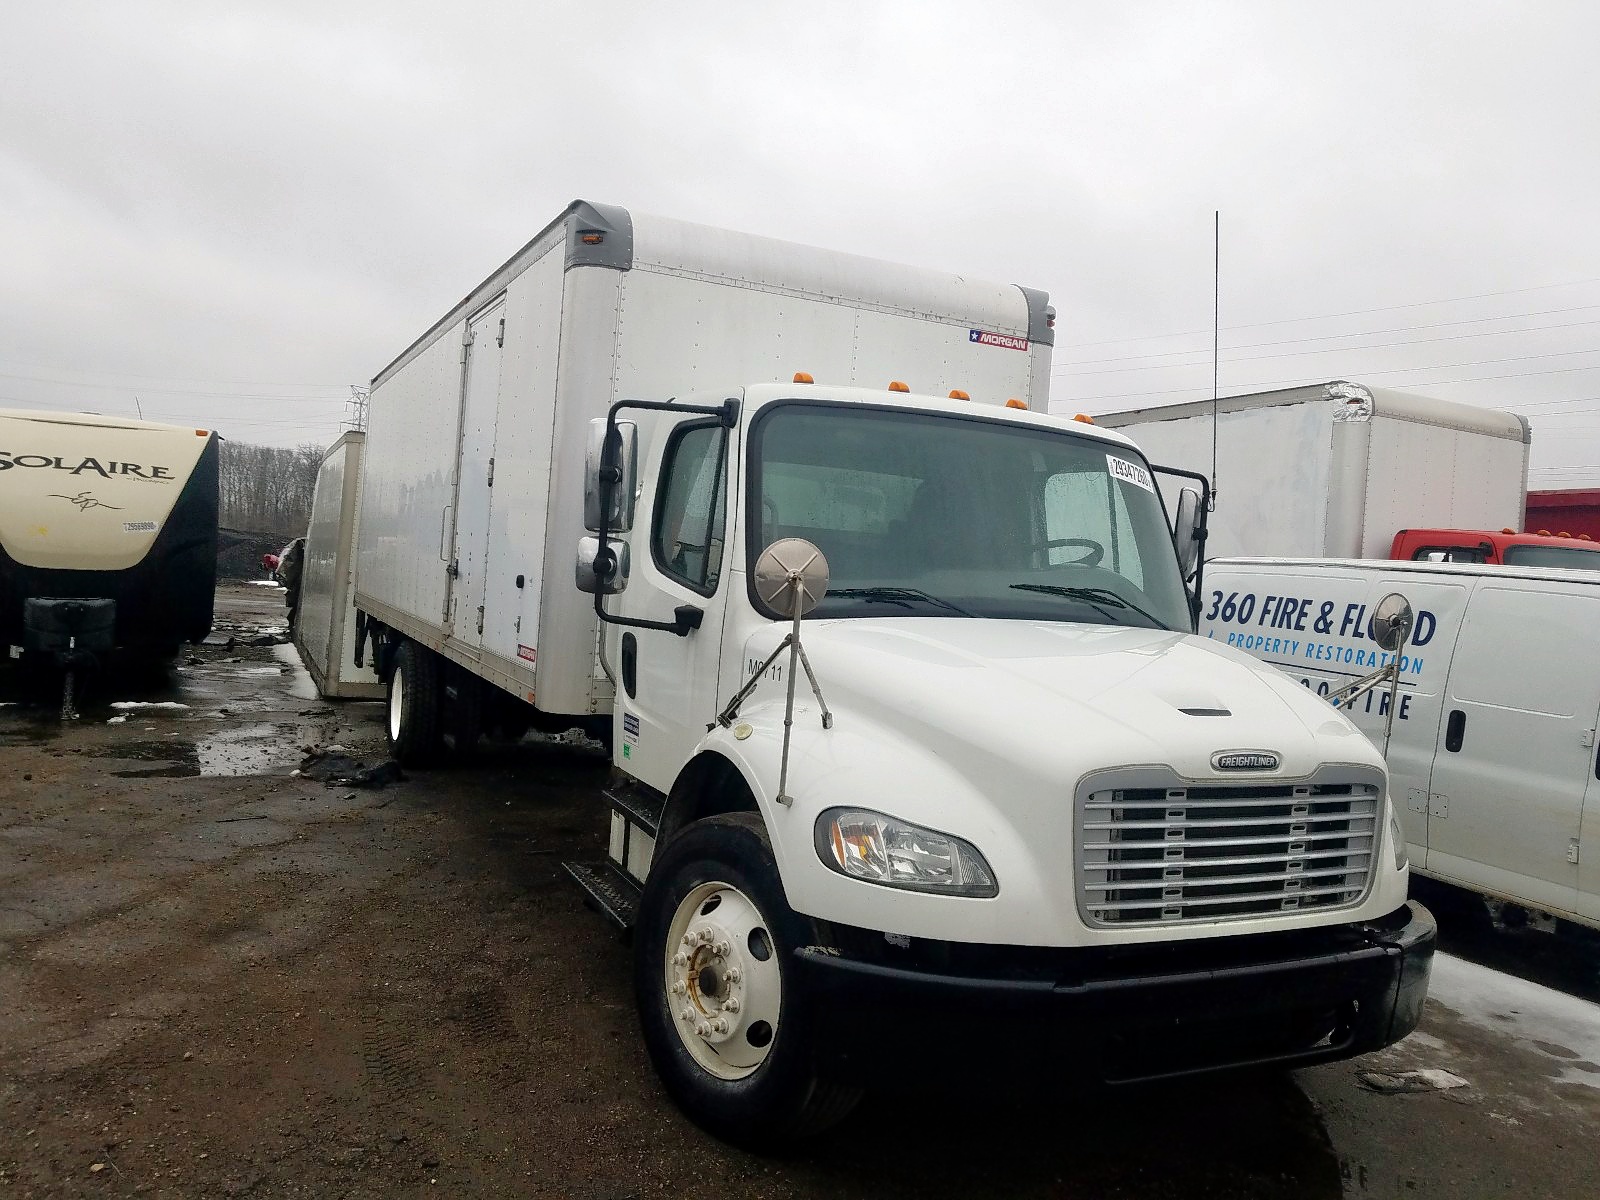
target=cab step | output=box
[606,782,663,836]
[564,860,642,931]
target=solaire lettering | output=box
[0,451,172,479]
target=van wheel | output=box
[634,814,860,1148]
[386,641,441,765]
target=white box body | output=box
[352,201,1052,716]
[1095,382,1531,559]
[296,432,381,698]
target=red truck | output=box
[1390,527,1600,571]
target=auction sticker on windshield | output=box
[1107,455,1155,493]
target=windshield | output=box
[1503,543,1600,571]
[748,402,1193,630]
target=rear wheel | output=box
[634,813,860,1148]
[386,640,441,765]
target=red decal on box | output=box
[969,329,1029,351]
[517,644,537,663]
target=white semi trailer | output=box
[329,202,1433,1147]
[1093,381,1531,560]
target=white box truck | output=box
[1202,555,1600,935]
[1093,381,1531,560]
[328,202,1433,1147]
[0,408,219,677]
[295,432,380,699]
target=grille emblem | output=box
[1212,750,1281,771]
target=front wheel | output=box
[634,814,860,1148]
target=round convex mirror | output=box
[754,538,830,618]
[1368,592,1415,653]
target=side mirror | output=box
[584,418,638,533]
[575,535,630,595]
[1368,592,1415,653]
[753,538,830,618]
[1172,485,1204,579]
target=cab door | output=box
[1426,583,1594,916]
[610,409,737,793]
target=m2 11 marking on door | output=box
[747,656,781,682]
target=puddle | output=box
[99,723,300,778]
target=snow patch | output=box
[106,715,127,725]
[271,642,319,701]
[109,701,191,711]
[1429,952,1600,1090]
[247,580,286,589]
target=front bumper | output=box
[794,900,1435,1084]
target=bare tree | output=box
[219,441,322,540]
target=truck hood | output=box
[753,617,1376,784]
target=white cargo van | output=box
[324,201,1433,1147]
[1202,556,1600,934]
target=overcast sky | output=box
[4,1,1599,488]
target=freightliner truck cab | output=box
[571,381,1434,1147]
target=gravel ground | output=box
[3,584,1599,1198]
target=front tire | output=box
[634,814,860,1148]
[386,640,442,765]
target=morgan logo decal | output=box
[1212,750,1281,772]
[969,329,1029,351]
[50,490,123,512]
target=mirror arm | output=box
[592,396,738,637]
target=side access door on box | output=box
[445,298,506,650]
[1426,581,1596,918]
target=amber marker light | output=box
[1073,413,1095,424]
[195,429,209,436]
[888,381,910,392]
[580,231,604,244]
[1005,399,1028,410]
[793,372,814,384]
[948,390,970,401]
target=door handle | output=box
[1445,709,1466,753]
[621,632,638,699]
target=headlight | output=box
[1389,805,1408,871]
[814,808,998,897]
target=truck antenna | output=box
[1210,209,1219,512]
[133,394,144,420]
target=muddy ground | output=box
[3,583,1599,1198]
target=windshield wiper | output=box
[829,587,977,617]
[1008,583,1170,630]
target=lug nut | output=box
[723,996,740,1013]
[726,967,742,983]
[712,1018,729,1034]
[671,980,687,995]
[695,1021,711,1037]
[712,940,730,957]
[672,952,689,967]
[680,1007,694,1023]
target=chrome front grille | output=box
[1077,771,1381,927]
